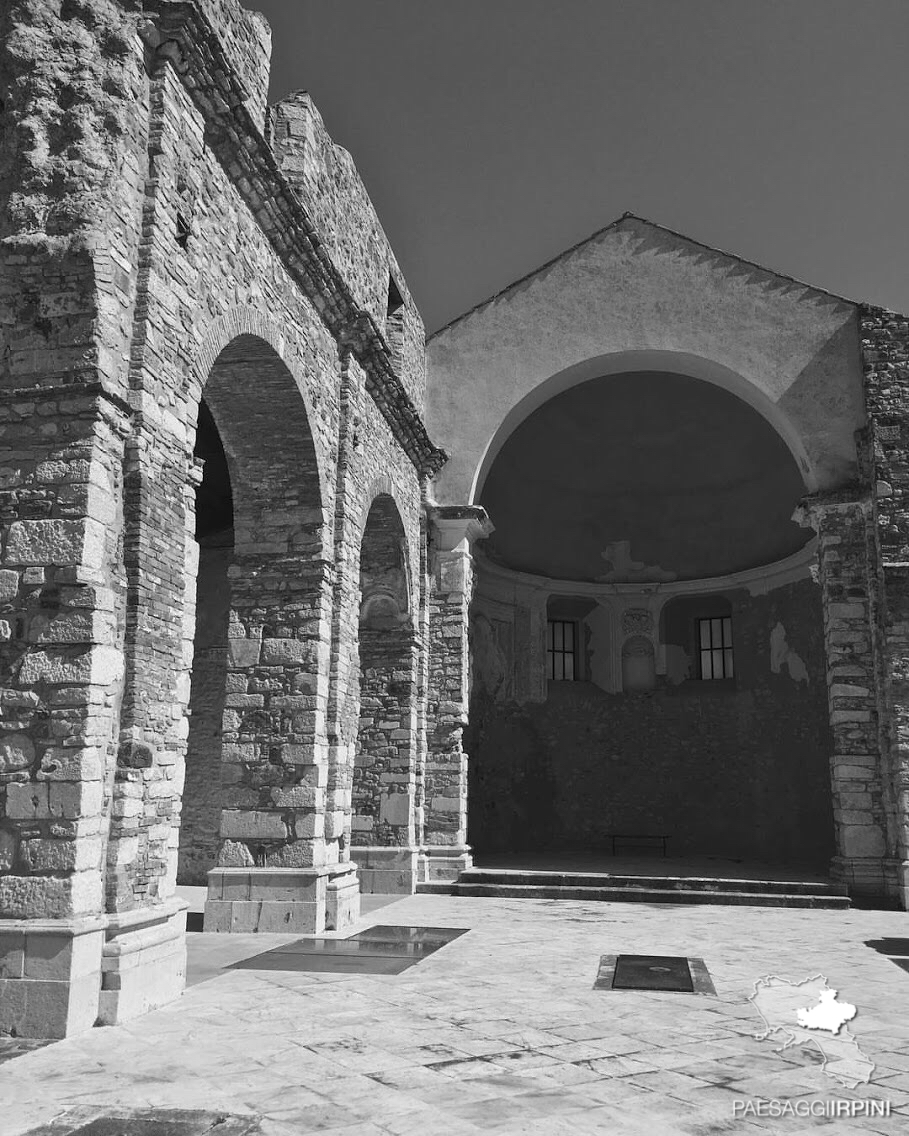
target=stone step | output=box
[453,868,849,896]
[416,878,851,909]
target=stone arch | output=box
[469,350,818,504]
[188,306,332,513]
[106,318,337,933]
[350,493,420,892]
[355,482,413,621]
[195,333,330,878]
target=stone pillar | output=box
[202,550,343,935]
[420,505,492,882]
[0,387,130,1038]
[352,627,421,893]
[860,306,909,908]
[99,414,193,1026]
[794,494,896,900]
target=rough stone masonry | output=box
[0,0,907,1043]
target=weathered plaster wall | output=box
[426,217,864,504]
[467,578,835,866]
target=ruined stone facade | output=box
[0,1,907,1042]
[426,217,909,922]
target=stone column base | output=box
[351,846,419,894]
[418,845,472,884]
[326,865,360,931]
[98,899,187,1027]
[0,914,105,1039]
[830,854,903,904]
[881,857,909,910]
[893,859,909,912]
[204,864,360,934]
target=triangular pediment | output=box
[430,213,855,339]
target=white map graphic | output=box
[750,975,874,1089]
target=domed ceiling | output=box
[478,371,811,582]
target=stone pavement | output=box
[1,894,908,1136]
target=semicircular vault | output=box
[478,370,810,582]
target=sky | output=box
[248,0,909,334]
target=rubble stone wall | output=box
[0,0,437,1033]
[467,578,835,865]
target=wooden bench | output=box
[605,833,668,857]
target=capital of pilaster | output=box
[430,504,495,553]
[792,486,873,531]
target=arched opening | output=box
[178,400,234,884]
[467,369,835,870]
[175,335,336,915]
[469,349,818,504]
[351,495,419,892]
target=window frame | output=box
[697,615,734,680]
[547,618,579,681]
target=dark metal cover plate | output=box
[612,954,693,991]
[594,953,716,995]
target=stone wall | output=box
[271,94,426,413]
[0,389,129,919]
[860,306,909,905]
[352,627,417,847]
[0,0,439,1036]
[467,578,836,867]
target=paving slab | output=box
[1,894,907,1135]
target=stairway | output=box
[417,866,851,909]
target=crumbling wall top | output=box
[148,0,272,133]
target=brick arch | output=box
[358,491,412,626]
[187,306,332,516]
[173,323,339,887]
[355,476,408,540]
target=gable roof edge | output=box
[428,212,860,341]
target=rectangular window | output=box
[547,619,577,680]
[698,616,733,680]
